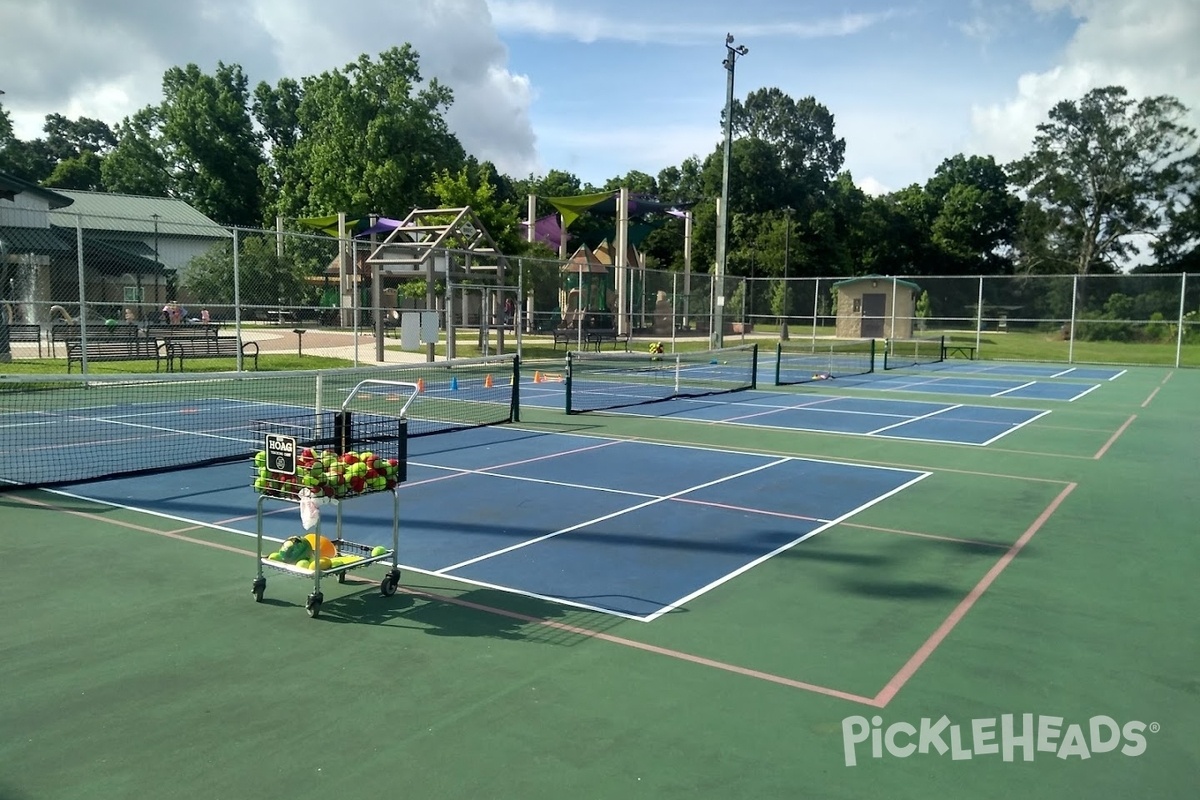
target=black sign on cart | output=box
[265,433,296,475]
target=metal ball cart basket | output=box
[249,380,418,617]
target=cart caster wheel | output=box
[380,574,399,597]
[306,591,324,618]
[252,578,266,603]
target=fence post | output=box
[671,271,677,354]
[232,228,243,371]
[1176,272,1187,369]
[975,275,984,353]
[75,215,88,374]
[890,276,897,339]
[811,277,820,346]
[1068,274,1078,364]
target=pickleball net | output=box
[883,335,946,370]
[774,339,875,385]
[565,345,758,414]
[0,354,519,490]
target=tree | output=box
[256,47,466,220]
[926,154,1021,273]
[1008,86,1199,276]
[427,163,523,254]
[729,88,845,191]
[102,107,172,197]
[181,235,309,307]
[159,63,265,225]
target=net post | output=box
[869,338,877,373]
[334,410,352,454]
[774,342,782,386]
[750,343,758,389]
[938,334,946,362]
[564,351,574,415]
[314,372,324,439]
[510,355,521,422]
[396,418,408,483]
[674,354,681,394]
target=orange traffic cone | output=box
[416,377,425,393]
[484,374,494,389]
[534,371,543,383]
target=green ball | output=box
[371,546,388,558]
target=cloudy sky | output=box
[2,0,1198,196]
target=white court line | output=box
[977,409,1053,447]
[1050,367,1076,378]
[1068,383,1103,402]
[642,469,933,622]
[1107,369,1127,381]
[865,403,963,435]
[989,381,1035,398]
[435,457,792,574]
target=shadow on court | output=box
[311,583,633,646]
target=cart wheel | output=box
[252,578,266,603]
[305,591,324,618]
[380,575,398,597]
[337,571,347,584]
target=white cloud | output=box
[489,1,898,44]
[969,0,1200,164]
[857,176,891,196]
[1,0,539,179]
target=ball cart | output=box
[249,380,417,618]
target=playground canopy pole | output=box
[616,187,630,337]
[683,210,693,329]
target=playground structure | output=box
[526,187,696,338]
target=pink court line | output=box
[9,493,256,557]
[841,522,1010,550]
[10,491,880,707]
[210,439,626,527]
[671,496,828,524]
[616,433,1077,485]
[713,395,841,425]
[391,584,882,707]
[1141,387,1161,408]
[872,482,1078,708]
[1093,414,1137,460]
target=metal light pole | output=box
[781,206,792,340]
[712,33,748,350]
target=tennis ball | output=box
[254,451,267,467]
[267,552,283,561]
[296,559,311,570]
[371,546,388,558]
[254,477,267,492]
[318,557,333,571]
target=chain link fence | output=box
[1,213,1197,368]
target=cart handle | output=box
[341,380,421,417]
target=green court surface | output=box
[2,365,1197,800]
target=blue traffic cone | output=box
[450,375,458,391]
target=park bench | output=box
[50,322,139,357]
[585,328,630,352]
[143,323,220,343]
[66,339,164,373]
[6,323,43,356]
[553,328,579,350]
[943,343,978,360]
[165,337,259,372]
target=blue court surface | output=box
[854,371,1102,400]
[522,385,1049,446]
[926,362,1126,381]
[53,425,929,621]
